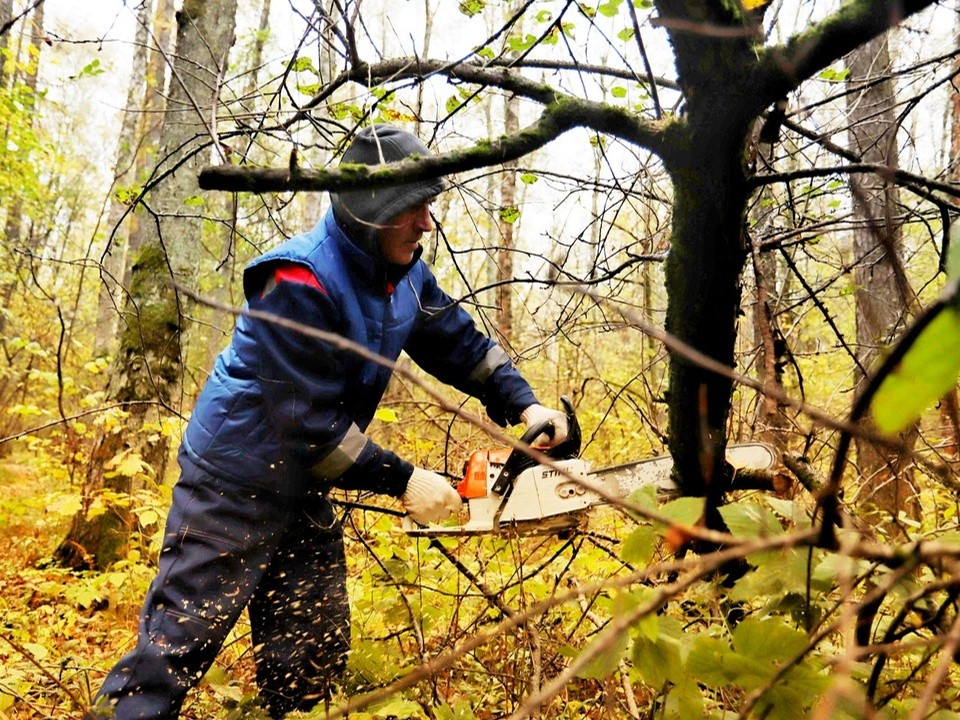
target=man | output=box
[89,124,568,719]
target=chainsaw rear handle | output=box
[491,396,581,497]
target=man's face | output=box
[378,201,434,265]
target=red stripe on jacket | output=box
[267,264,327,296]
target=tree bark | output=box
[122,0,176,295]
[94,0,153,356]
[846,34,920,537]
[496,92,520,347]
[55,0,238,571]
[0,2,43,341]
[748,117,790,451]
[0,0,13,89]
[202,0,272,373]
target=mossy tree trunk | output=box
[55,0,239,571]
[656,0,760,507]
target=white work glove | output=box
[521,403,570,448]
[401,467,462,525]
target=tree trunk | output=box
[94,0,153,356]
[845,35,920,537]
[202,0,272,372]
[55,0,238,571]
[122,0,176,296]
[663,104,750,500]
[0,2,43,340]
[496,91,520,347]
[942,10,960,461]
[0,0,13,89]
[654,0,762,505]
[748,116,790,450]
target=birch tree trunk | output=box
[55,0,238,571]
[0,2,42,339]
[0,0,13,90]
[496,92,520,347]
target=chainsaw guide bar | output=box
[402,398,777,537]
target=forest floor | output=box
[0,460,266,720]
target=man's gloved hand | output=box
[401,467,462,525]
[521,403,570,448]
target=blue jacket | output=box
[181,209,537,496]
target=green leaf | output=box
[617,28,635,42]
[685,636,738,685]
[621,525,655,565]
[290,56,316,74]
[329,102,362,121]
[664,678,704,720]
[114,185,142,206]
[536,9,553,22]
[818,66,851,82]
[610,86,627,98]
[506,34,538,52]
[476,46,495,59]
[576,627,629,679]
[732,617,807,665]
[616,588,657,641]
[626,483,658,510]
[458,0,485,17]
[69,59,105,81]
[445,95,462,114]
[519,172,538,184]
[729,548,817,602]
[631,616,684,688]
[658,496,705,526]
[598,0,623,16]
[718,500,784,538]
[371,697,427,718]
[498,205,520,224]
[870,305,960,435]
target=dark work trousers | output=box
[88,458,350,720]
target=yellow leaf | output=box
[106,450,151,478]
[46,493,83,517]
[375,407,399,423]
[742,0,768,9]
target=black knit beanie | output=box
[330,125,448,253]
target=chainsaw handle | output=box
[491,396,581,497]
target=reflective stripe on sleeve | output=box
[467,344,510,384]
[311,423,369,479]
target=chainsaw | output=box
[402,398,777,536]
